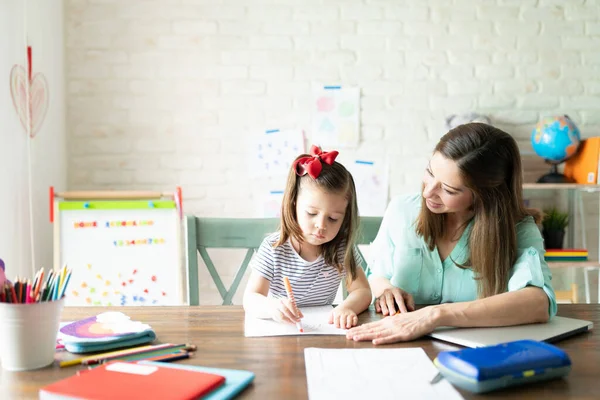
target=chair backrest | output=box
[355,216,383,273]
[186,215,383,305]
[186,216,278,305]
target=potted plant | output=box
[542,207,569,249]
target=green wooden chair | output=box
[186,215,383,305]
[186,216,279,305]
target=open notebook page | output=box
[244,305,346,337]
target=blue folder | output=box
[138,361,255,400]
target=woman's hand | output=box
[346,306,438,345]
[374,287,415,315]
[329,305,359,329]
[268,297,304,324]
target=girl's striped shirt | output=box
[250,232,362,306]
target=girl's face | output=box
[295,182,348,247]
[422,152,474,215]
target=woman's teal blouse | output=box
[368,194,557,316]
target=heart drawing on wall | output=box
[9,62,49,138]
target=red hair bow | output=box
[293,145,339,179]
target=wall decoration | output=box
[253,129,306,178]
[311,85,360,148]
[347,160,389,216]
[10,46,49,138]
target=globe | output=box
[531,115,581,183]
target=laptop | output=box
[428,316,593,348]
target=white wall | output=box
[0,0,66,279]
[63,0,600,304]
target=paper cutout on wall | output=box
[10,46,49,138]
[347,160,389,216]
[253,129,306,178]
[262,190,284,217]
[311,86,360,148]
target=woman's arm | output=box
[242,272,301,323]
[347,286,549,345]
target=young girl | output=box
[243,145,372,329]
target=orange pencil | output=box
[282,276,304,333]
[34,270,45,300]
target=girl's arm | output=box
[339,267,372,314]
[347,286,549,345]
[242,271,302,323]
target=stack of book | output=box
[544,249,588,262]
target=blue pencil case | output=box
[434,340,571,393]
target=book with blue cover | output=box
[139,361,255,400]
[58,311,156,353]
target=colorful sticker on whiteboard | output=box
[74,221,98,228]
[105,220,154,227]
[68,264,169,306]
[113,238,166,246]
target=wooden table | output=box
[2,305,598,399]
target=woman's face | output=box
[422,152,474,215]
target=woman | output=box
[347,123,556,345]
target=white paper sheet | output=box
[304,348,464,400]
[347,159,389,216]
[311,85,360,148]
[244,306,347,337]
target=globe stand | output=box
[537,163,574,184]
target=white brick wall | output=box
[65,0,600,304]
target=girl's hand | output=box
[268,297,304,324]
[374,287,415,316]
[329,305,359,329]
[346,306,437,345]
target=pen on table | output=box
[98,349,192,365]
[282,276,304,333]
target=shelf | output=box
[547,260,600,269]
[523,183,600,190]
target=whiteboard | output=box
[55,200,185,306]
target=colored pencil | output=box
[92,348,193,365]
[60,343,194,368]
[143,350,191,363]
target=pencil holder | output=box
[0,297,64,371]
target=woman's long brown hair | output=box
[416,123,541,298]
[277,155,360,281]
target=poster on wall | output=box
[347,160,389,216]
[311,85,360,148]
[252,129,306,178]
[262,190,284,218]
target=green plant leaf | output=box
[542,207,569,232]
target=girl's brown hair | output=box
[276,154,360,281]
[416,123,541,298]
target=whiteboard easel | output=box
[51,188,186,306]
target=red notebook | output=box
[39,361,225,400]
